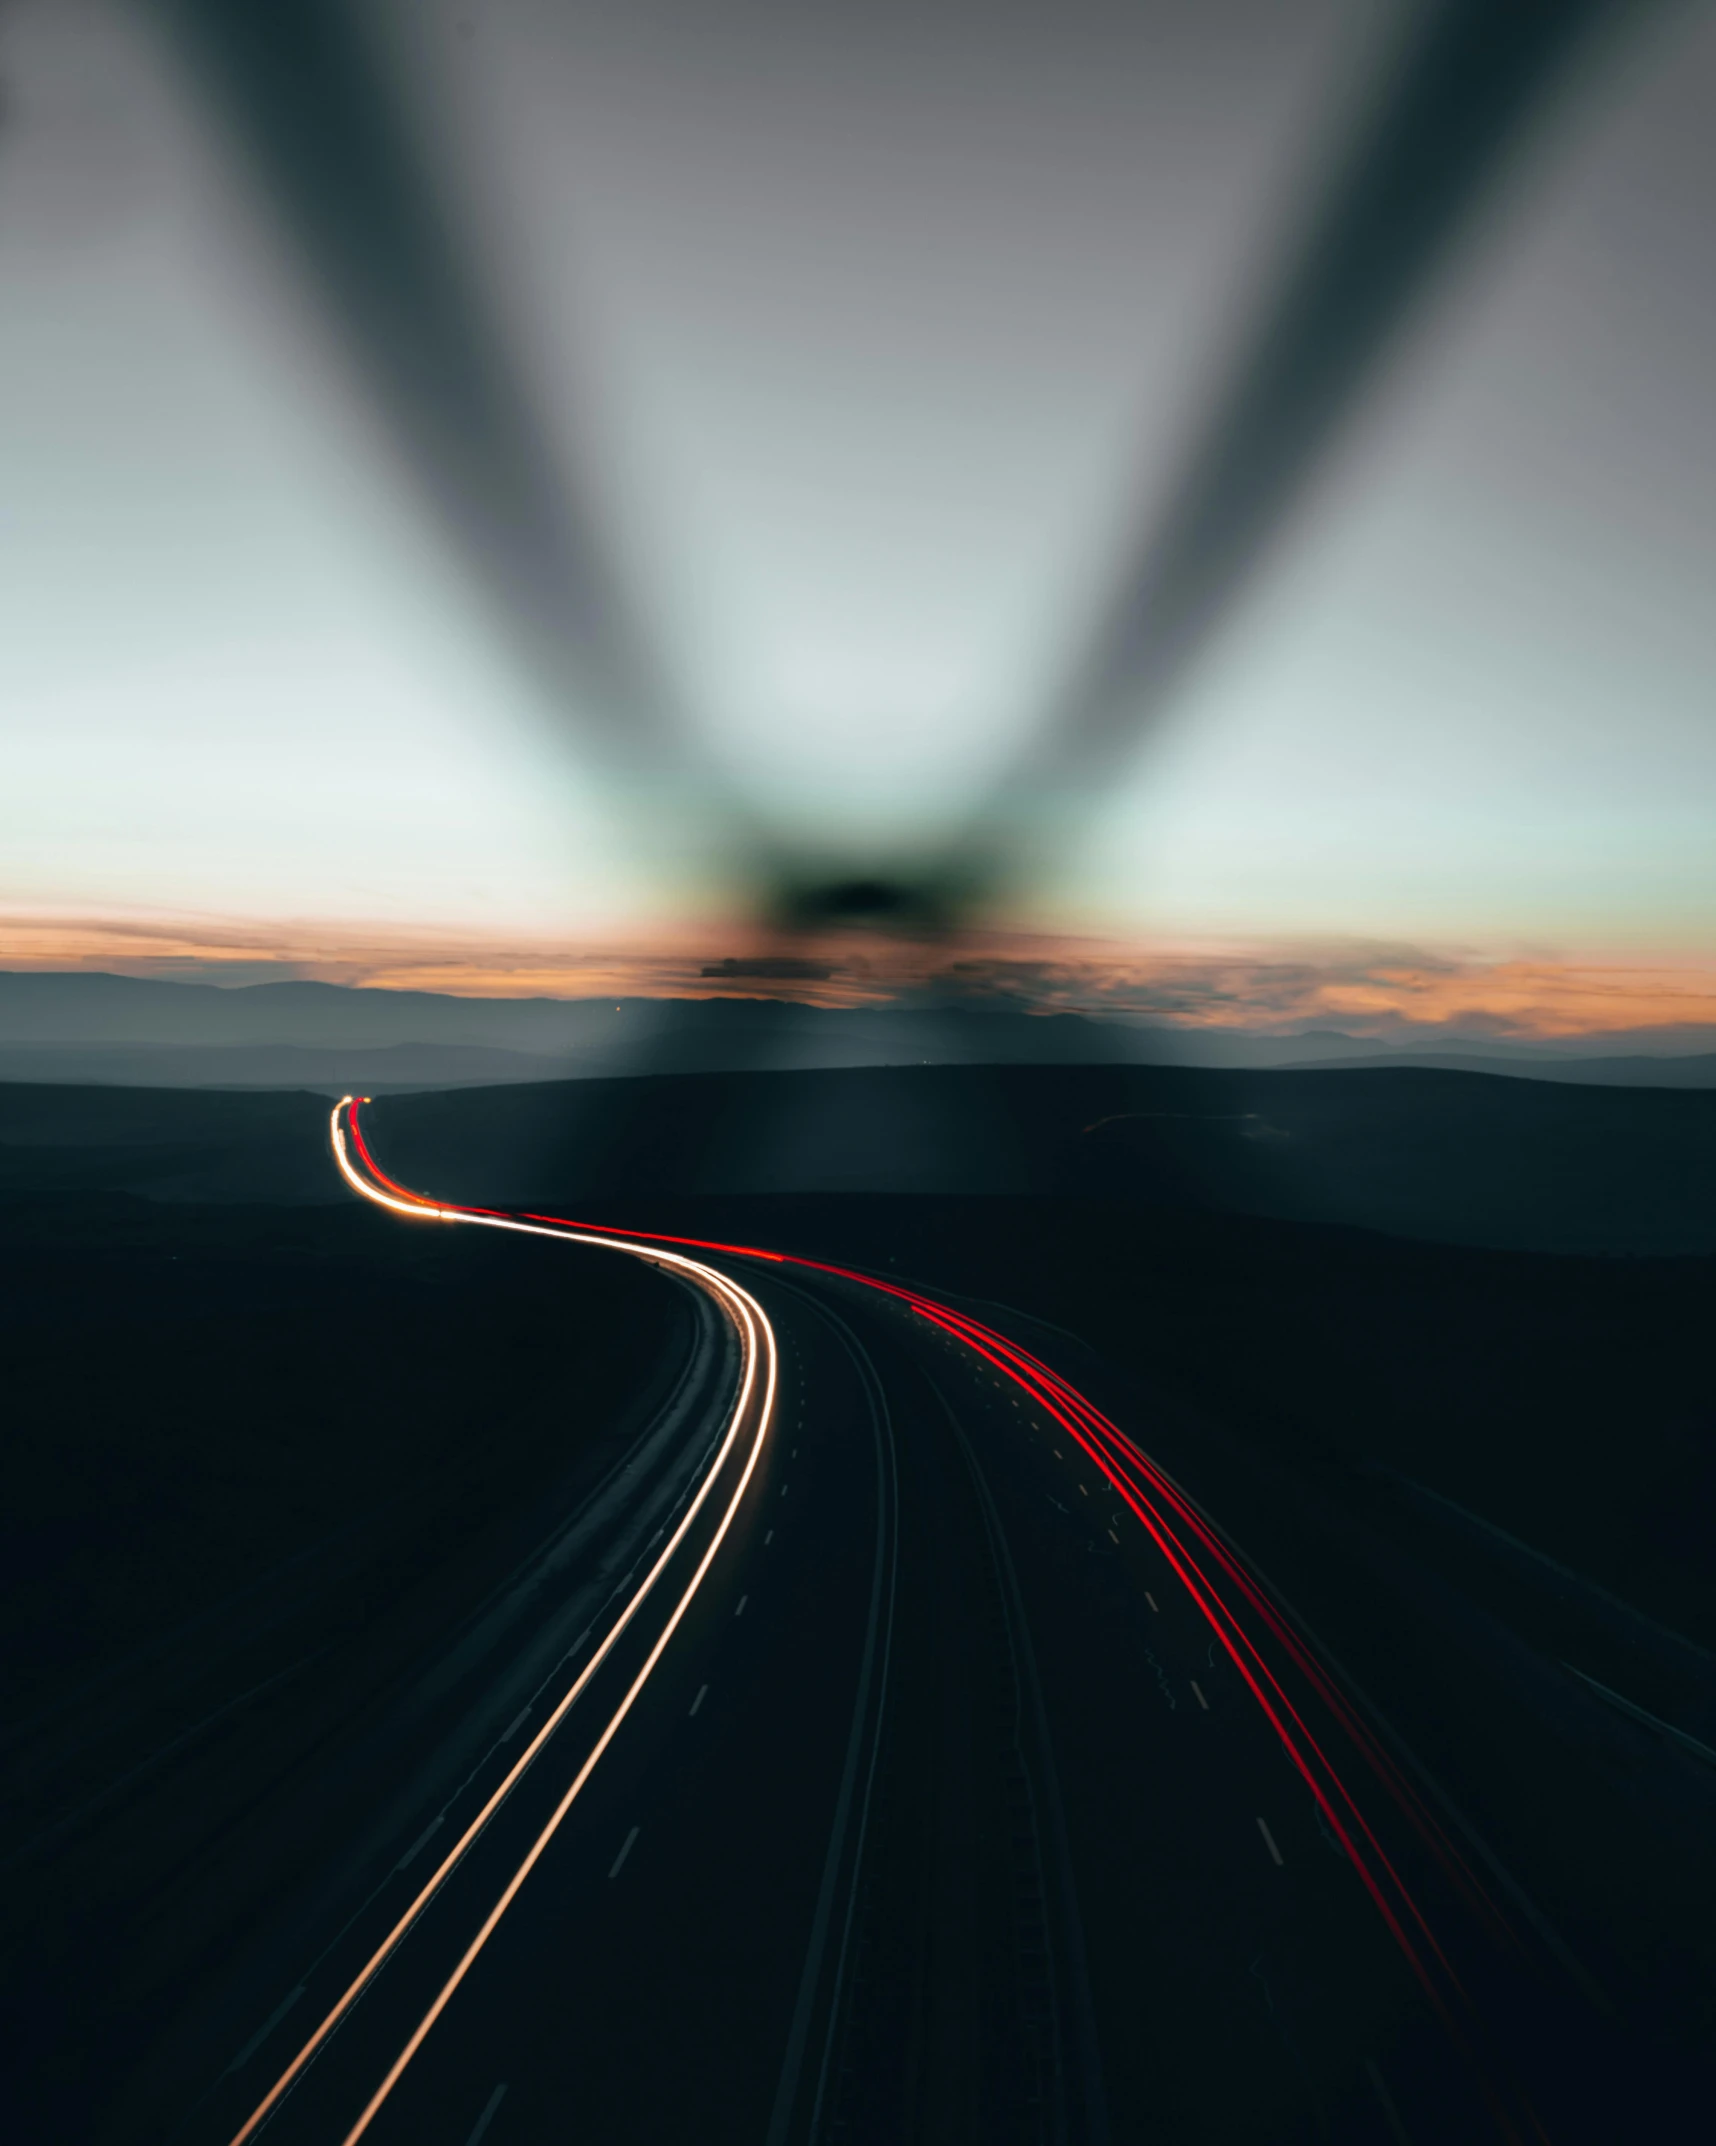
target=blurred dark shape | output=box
[943,0,1653,904]
[792,878,916,922]
[700,956,837,981]
[150,0,763,865]
[148,0,1656,941]
[769,866,984,937]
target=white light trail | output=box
[228,1103,778,2146]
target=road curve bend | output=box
[222,1102,779,2146]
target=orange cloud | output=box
[3,909,1715,1045]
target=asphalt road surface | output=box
[182,1099,1621,2146]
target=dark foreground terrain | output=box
[0,1157,691,2142]
[3,1067,1713,2142]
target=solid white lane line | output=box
[1191,1680,1209,1710]
[608,1827,639,1879]
[735,1595,749,1618]
[500,1709,530,1742]
[224,1986,305,2077]
[331,1268,780,2143]
[343,1427,774,2146]
[463,2083,507,2146]
[225,1106,778,2146]
[1364,2057,1414,2146]
[689,1685,708,1717]
[396,1817,443,1871]
[764,1298,899,2146]
[1257,1817,1285,1867]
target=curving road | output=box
[190,1097,1604,2146]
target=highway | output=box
[188,1096,1610,2146]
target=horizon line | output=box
[3,913,1716,1050]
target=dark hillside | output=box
[568,1191,1716,1658]
[0,1084,339,1202]
[10,1069,1716,2131]
[369,1060,1716,1255]
[0,1129,689,2141]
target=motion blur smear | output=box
[2,0,1677,960]
[8,10,1716,2146]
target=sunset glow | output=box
[4,908,1714,1048]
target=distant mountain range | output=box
[1,969,1712,1090]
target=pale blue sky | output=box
[2,0,1712,966]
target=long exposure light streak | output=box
[329,1101,1539,2143]
[504,1203,1508,1954]
[227,1102,778,2146]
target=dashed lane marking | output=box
[690,1685,708,1717]
[735,1595,749,1618]
[463,2083,507,2146]
[1190,1681,1209,1710]
[608,1827,639,1879]
[1256,1817,1284,1867]
[224,1986,304,2077]
[396,1816,443,1871]
[1364,2057,1414,2145]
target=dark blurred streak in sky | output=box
[149,0,763,871]
[145,0,1660,946]
[948,0,1658,904]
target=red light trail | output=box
[320,1096,1545,2144]
[230,1103,780,2146]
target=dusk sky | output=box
[2,0,1713,1033]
